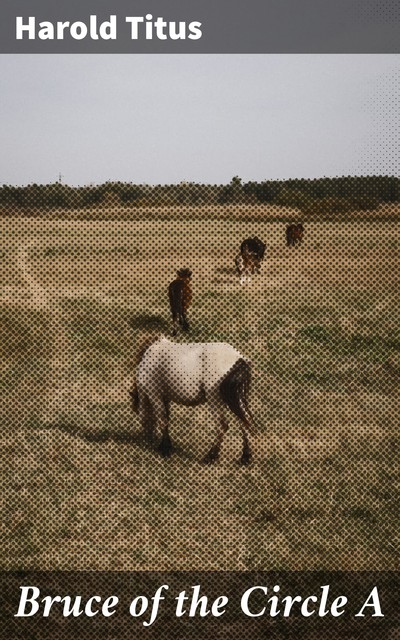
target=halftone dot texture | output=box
[0,177,399,584]
[360,69,400,176]
[355,0,400,24]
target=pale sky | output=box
[1,54,399,185]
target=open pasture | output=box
[0,216,400,570]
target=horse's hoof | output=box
[159,445,172,458]
[239,452,252,466]
[202,455,217,465]
[202,449,219,465]
[158,438,173,458]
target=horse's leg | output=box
[238,422,253,465]
[173,308,184,336]
[202,396,229,464]
[181,309,190,332]
[218,359,256,465]
[236,398,257,465]
[152,397,173,457]
[129,382,139,414]
[242,263,251,285]
[139,393,156,444]
[171,311,178,336]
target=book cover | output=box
[1,1,399,637]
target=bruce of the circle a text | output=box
[14,584,384,626]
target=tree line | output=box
[1,176,399,219]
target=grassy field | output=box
[0,216,400,570]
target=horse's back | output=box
[138,339,204,401]
[166,340,243,385]
[138,338,247,400]
[198,342,246,390]
[241,237,265,258]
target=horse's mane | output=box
[134,331,164,366]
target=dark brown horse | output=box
[240,237,266,260]
[235,250,261,285]
[286,223,304,247]
[168,268,192,336]
[235,237,266,284]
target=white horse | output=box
[130,335,256,464]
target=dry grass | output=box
[0,216,399,570]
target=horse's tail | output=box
[219,358,257,435]
[134,331,163,366]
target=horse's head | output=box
[177,268,192,280]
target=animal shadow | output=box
[52,419,195,461]
[128,313,170,332]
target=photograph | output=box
[0,53,399,579]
